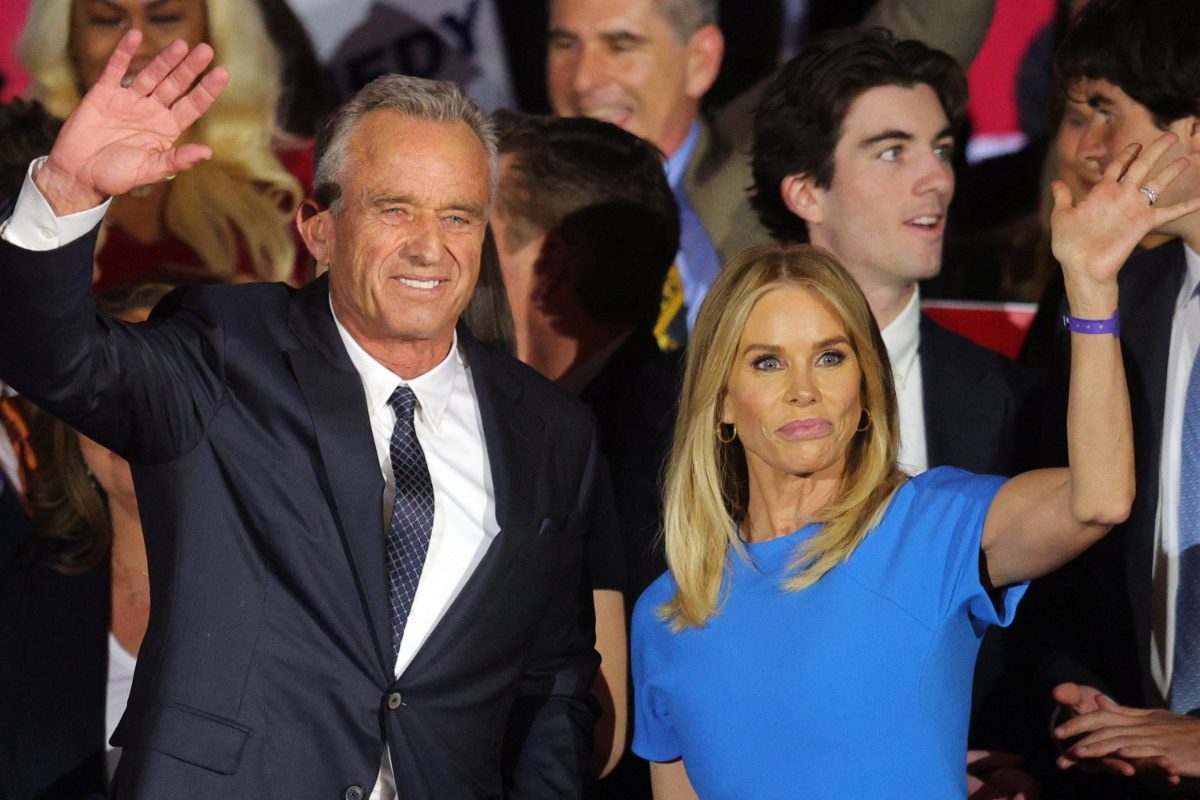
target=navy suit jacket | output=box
[919,313,1034,477]
[0,225,607,799]
[917,313,1035,752]
[1029,241,1186,708]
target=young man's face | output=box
[803,83,955,295]
[1072,78,1200,237]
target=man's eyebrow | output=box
[601,30,648,48]
[1087,93,1115,109]
[860,129,914,147]
[546,27,577,43]
[370,196,486,217]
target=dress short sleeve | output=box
[630,577,682,761]
[919,467,1026,626]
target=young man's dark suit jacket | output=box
[919,314,1034,476]
[0,224,609,800]
[918,314,1036,754]
[1018,240,1200,797]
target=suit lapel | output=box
[919,315,979,469]
[1118,242,1185,691]
[285,277,393,678]
[404,331,546,673]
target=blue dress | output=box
[631,467,1025,799]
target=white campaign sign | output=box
[289,0,515,110]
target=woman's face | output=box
[70,0,209,92]
[721,284,863,483]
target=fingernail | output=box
[1053,726,1065,737]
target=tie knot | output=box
[388,385,418,422]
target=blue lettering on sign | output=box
[337,1,485,95]
[438,0,481,56]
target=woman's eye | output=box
[817,350,846,367]
[751,355,782,371]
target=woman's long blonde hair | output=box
[660,244,907,629]
[20,0,303,282]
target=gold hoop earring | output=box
[717,422,737,444]
[857,409,873,433]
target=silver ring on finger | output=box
[1138,185,1159,206]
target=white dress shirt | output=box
[331,313,499,679]
[1150,243,1200,701]
[881,287,929,475]
[105,634,137,780]
[1,160,500,800]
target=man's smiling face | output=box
[315,111,490,365]
[545,0,713,156]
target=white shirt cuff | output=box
[0,157,111,251]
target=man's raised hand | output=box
[35,30,230,216]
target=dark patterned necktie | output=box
[1172,288,1200,713]
[385,385,434,658]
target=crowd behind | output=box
[0,0,1198,798]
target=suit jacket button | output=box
[387,691,403,710]
[343,785,364,800]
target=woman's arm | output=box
[591,588,628,778]
[982,132,1200,588]
[650,760,700,800]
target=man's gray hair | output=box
[313,75,499,215]
[655,0,718,41]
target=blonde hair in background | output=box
[659,244,908,630]
[20,0,302,282]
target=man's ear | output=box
[780,173,824,226]
[1177,114,1200,155]
[297,200,333,267]
[685,23,724,100]
[531,232,570,307]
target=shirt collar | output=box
[880,286,922,381]
[1179,242,1200,310]
[329,297,460,431]
[664,121,702,191]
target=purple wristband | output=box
[1062,309,1120,337]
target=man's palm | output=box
[39,31,228,213]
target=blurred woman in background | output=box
[20,0,308,290]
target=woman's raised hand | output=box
[1051,132,1200,292]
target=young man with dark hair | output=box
[1024,0,1200,793]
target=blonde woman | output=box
[20,0,307,290]
[631,133,1200,798]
